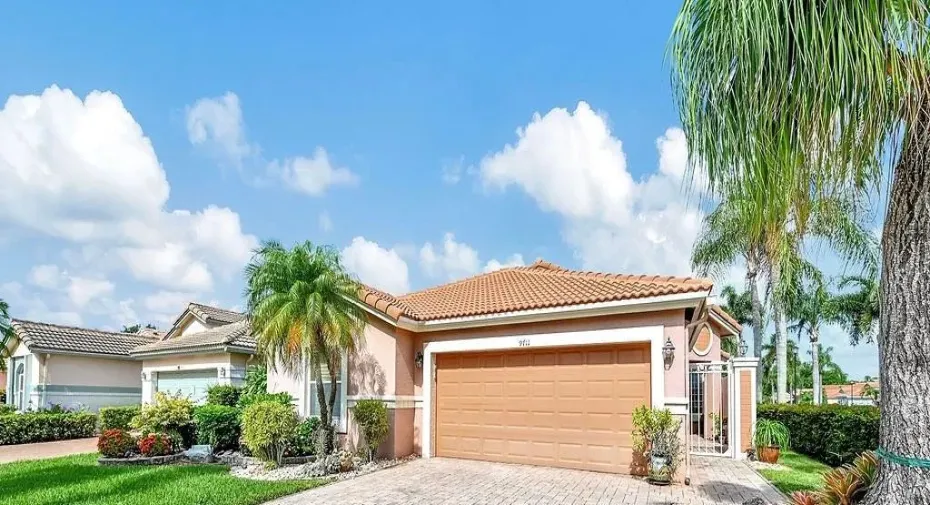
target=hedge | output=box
[0,412,98,445]
[193,404,241,450]
[757,403,879,466]
[98,405,141,431]
[206,384,241,407]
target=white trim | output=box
[143,362,227,373]
[347,395,423,409]
[421,325,665,459]
[709,311,742,336]
[665,396,688,406]
[356,291,709,332]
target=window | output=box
[14,363,25,410]
[306,353,348,432]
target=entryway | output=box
[690,361,732,457]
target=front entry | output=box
[434,343,651,474]
[689,361,732,456]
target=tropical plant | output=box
[790,451,879,505]
[241,401,298,466]
[761,335,803,403]
[138,432,174,457]
[789,279,838,405]
[352,399,389,462]
[631,405,677,455]
[717,285,752,355]
[670,2,929,500]
[832,269,881,345]
[0,299,13,373]
[241,365,268,396]
[130,392,195,447]
[289,416,321,457]
[753,419,790,449]
[245,240,366,454]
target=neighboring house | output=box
[130,303,256,404]
[826,381,880,406]
[269,259,757,475]
[4,321,156,411]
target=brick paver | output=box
[267,456,786,505]
[0,437,98,464]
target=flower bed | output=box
[97,452,185,466]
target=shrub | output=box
[206,384,241,407]
[758,404,879,466]
[241,401,298,466]
[194,404,241,451]
[237,392,293,410]
[790,451,878,505]
[631,406,682,483]
[0,404,15,416]
[242,365,267,395]
[138,432,174,456]
[131,392,195,450]
[352,399,388,461]
[289,416,321,456]
[98,405,141,431]
[0,412,97,445]
[97,429,136,458]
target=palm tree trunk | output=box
[862,110,930,505]
[811,327,821,405]
[770,267,789,404]
[326,353,340,428]
[313,357,329,424]
[747,259,764,399]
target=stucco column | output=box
[730,357,759,460]
[141,370,155,404]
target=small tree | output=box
[241,401,298,466]
[352,399,388,462]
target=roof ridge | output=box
[518,264,711,285]
[189,301,244,315]
[12,319,149,339]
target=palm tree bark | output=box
[770,267,789,404]
[312,357,329,424]
[811,327,821,405]
[862,110,930,505]
[747,259,765,399]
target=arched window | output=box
[14,363,25,410]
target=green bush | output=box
[289,416,321,456]
[206,384,242,407]
[131,392,195,449]
[98,405,140,431]
[241,402,298,466]
[194,404,241,451]
[352,399,388,461]
[237,392,293,410]
[0,412,97,445]
[0,404,15,416]
[758,404,879,466]
[242,365,268,395]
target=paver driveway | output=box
[268,456,785,505]
[0,437,97,464]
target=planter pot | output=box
[648,454,672,485]
[757,445,780,464]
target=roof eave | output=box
[709,310,743,337]
[25,347,136,360]
[130,343,256,359]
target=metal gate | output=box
[689,361,732,457]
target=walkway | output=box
[267,456,786,504]
[0,438,98,464]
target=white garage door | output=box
[156,370,217,404]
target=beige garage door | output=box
[435,343,650,474]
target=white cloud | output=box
[341,237,411,294]
[420,233,482,281]
[479,102,703,276]
[67,277,114,307]
[319,211,333,232]
[272,148,359,196]
[28,263,114,307]
[1,281,83,326]
[484,253,525,272]
[29,264,63,289]
[0,86,258,293]
[144,290,194,314]
[185,92,253,166]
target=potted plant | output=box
[632,405,682,485]
[753,419,790,463]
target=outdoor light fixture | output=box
[219,367,226,378]
[662,337,676,369]
[140,372,147,381]
[738,338,748,357]
[415,351,424,368]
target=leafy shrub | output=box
[0,404,15,416]
[758,404,879,466]
[138,432,174,456]
[352,399,388,461]
[206,384,241,407]
[241,401,298,466]
[242,365,267,395]
[631,406,682,482]
[790,451,878,505]
[753,418,790,448]
[131,392,195,449]
[289,416,321,456]
[97,429,135,458]
[237,392,293,410]
[98,405,140,431]
[193,404,241,450]
[0,412,97,445]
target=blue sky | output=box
[0,2,879,377]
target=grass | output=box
[0,453,324,505]
[757,449,832,496]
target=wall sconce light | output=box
[219,367,226,378]
[662,337,676,369]
[415,351,424,369]
[738,338,748,357]
[140,372,147,381]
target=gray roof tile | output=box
[130,320,255,356]
[187,303,245,325]
[13,320,158,357]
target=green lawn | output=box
[0,453,323,505]
[757,450,832,495]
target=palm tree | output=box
[0,299,12,373]
[244,240,366,452]
[717,285,752,356]
[671,3,929,499]
[760,335,802,403]
[789,279,835,405]
[833,268,881,345]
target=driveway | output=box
[0,438,98,464]
[268,456,786,505]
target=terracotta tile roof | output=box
[709,305,743,334]
[12,320,159,357]
[823,382,879,399]
[359,259,712,322]
[131,320,255,356]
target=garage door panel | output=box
[436,343,650,474]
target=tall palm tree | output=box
[717,285,752,356]
[244,240,366,451]
[789,279,835,405]
[760,335,802,403]
[0,299,12,373]
[833,268,881,345]
[671,3,930,499]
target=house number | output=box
[517,338,531,347]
